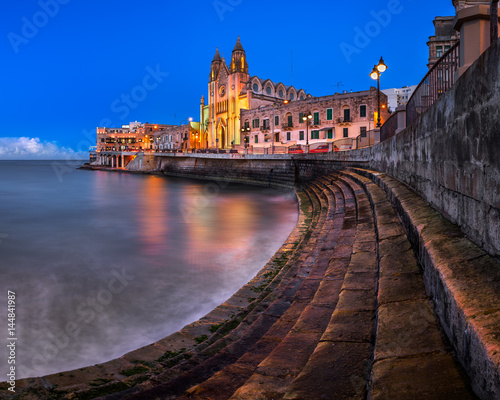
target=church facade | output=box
[201,37,309,149]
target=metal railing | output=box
[380,112,398,142]
[406,41,460,128]
[355,130,376,149]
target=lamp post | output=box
[302,112,312,150]
[241,126,250,148]
[370,57,388,128]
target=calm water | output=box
[0,161,297,380]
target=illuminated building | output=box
[204,37,309,149]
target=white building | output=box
[381,85,417,112]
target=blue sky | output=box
[0,0,456,159]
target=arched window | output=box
[253,83,259,92]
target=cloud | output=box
[0,137,88,160]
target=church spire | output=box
[231,36,248,74]
[212,47,222,62]
[210,48,222,81]
[233,36,244,51]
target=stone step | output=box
[283,174,377,400]
[173,180,347,400]
[113,185,338,399]
[341,169,477,400]
[348,167,498,400]
[227,179,357,399]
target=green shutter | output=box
[314,112,319,124]
[252,119,255,128]
[256,119,260,128]
[288,115,292,126]
[299,112,303,123]
[275,116,279,126]
[360,105,366,118]
[287,132,291,141]
[255,135,258,143]
[326,109,332,120]
[327,129,333,139]
[300,131,304,140]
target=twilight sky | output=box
[0,0,455,159]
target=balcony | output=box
[337,117,352,125]
[311,119,321,126]
[282,123,293,129]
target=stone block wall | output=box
[157,157,297,188]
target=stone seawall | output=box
[157,156,298,189]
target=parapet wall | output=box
[327,38,500,257]
[157,156,298,189]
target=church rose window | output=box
[290,93,295,100]
[266,87,272,95]
[253,83,259,92]
[279,90,284,98]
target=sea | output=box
[0,160,298,380]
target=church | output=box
[200,37,310,149]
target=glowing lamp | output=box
[376,57,388,73]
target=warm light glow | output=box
[377,57,388,73]
[308,114,312,119]
[370,66,379,80]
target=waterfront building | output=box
[154,122,201,152]
[382,85,417,112]
[204,37,309,149]
[96,122,173,153]
[95,122,173,167]
[427,16,460,69]
[89,146,97,163]
[240,88,388,148]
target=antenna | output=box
[291,49,293,86]
[330,81,344,92]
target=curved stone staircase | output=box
[4,168,500,400]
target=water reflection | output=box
[136,176,169,256]
[0,162,297,380]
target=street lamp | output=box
[241,126,250,148]
[370,57,388,128]
[180,117,193,126]
[302,112,313,148]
